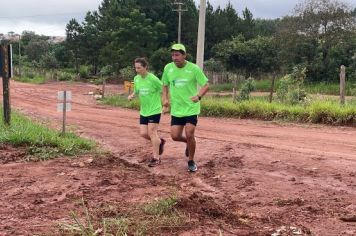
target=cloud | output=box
[0,20,67,36]
[0,0,101,35]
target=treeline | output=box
[10,0,356,82]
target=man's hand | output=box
[191,95,200,103]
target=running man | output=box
[162,43,209,172]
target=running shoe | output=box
[188,160,197,172]
[148,158,161,167]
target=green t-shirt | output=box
[134,73,162,117]
[162,61,208,117]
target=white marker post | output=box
[57,91,72,135]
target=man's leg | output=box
[171,125,186,143]
[148,123,160,159]
[185,124,196,161]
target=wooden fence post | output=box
[1,44,11,125]
[102,73,106,98]
[269,73,276,103]
[340,65,346,105]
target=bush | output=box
[237,77,256,101]
[58,72,74,81]
[204,58,225,72]
[100,65,114,76]
[79,65,90,79]
[150,48,171,77]
[277,66,307,104]
[120,66,135,81]
[25,71,36,79]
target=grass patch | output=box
[101,95,140,110]
[0,109,95,161]
[210,80,356,96]
[201,97,356,125]
[143,196,178,216]
[305,81,356,96]
[210,79,279,93]
[13,76,48,84]
[60,196,185,236]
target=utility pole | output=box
[173,0,187,43]
[196,0,206,69]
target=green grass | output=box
[60,196,184,236]
[143,196,178,216]
[201,96,356,125]
[13,76,48,84]
[305,81,356,96]
[101,94,356,126]
[210,80,356,96]
[60,199,130,236]
[0,109,95,161]
[209,79,279,93]
[102,95,140,110]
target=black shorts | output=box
[171,115,198,126]
[140,113,161,125]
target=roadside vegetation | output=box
[0,108,95,161]
[210,80,356,96]
[101,68,356,126]
[59,196,185,235]
[102,88,356,126]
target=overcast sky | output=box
[0,0,355,36]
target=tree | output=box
[40,52,59,69]
[99,8,167,69]
[213,35,279,76]
[241,8,255,39]
[53,43,73,68]
[81,11,101,74]
[65,19,83,72]
[293,0,356,81]
[205,2,241,58]
[24,39,50,62]
[149,47,171,77]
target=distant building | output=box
[0,33,21,41]
[48,36,66,43]
[0,33,66,43]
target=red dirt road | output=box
[1,81,356,235]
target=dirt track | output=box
[1,81,356,235]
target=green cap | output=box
[171,43,186,53]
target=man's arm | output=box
[191,83,209,103]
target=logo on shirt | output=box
[173,78,188,88]
[139,88,150,95]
